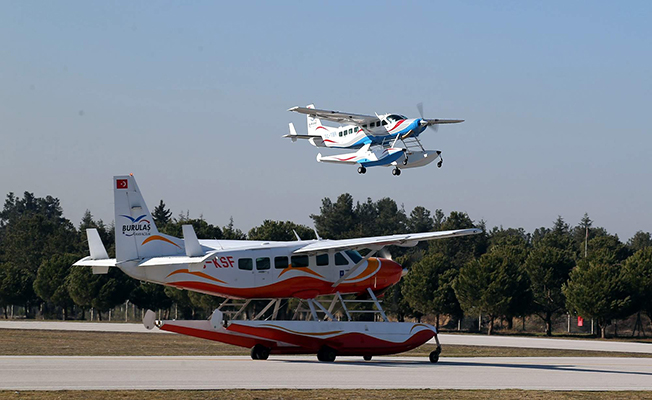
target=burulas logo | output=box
[121,214,151,237]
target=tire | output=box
[429,350,440,363]
[363,355,372,361]
[317,346,337,362]
[251,344,270,361]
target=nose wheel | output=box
[357,166,366,174]
[391,167,401,176]
[437,152,443,168]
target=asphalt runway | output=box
[2,320,651,353]
[1,355,651,391]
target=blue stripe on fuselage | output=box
[330,120,426,149]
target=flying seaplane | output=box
[284,104,464,176]
[75,175,480,362]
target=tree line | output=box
[0,190,650,338]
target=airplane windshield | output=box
[345,250,363,264]
[387,114,407,123]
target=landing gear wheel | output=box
[429,349,441,363]
[392,167,401,176]
[317,346,337,362]
[437,157,443,168]
[363,355,372,361]
[402,156,408,165]
[251,344,270,360]
[357,166,366,174]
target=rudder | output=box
[113,175,183,262]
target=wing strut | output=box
[331,247,382,287]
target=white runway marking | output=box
[1,356,651,391]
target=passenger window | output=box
[381,120,388,126]
[335,252,349,266]
[238,258,253,271]
[362,124,367,129]
[291,255,309,268]
[348,128,353,134]
[339,132,342,137]
[316,254,329,266]
[275,256,289,269]
[354,127,359,132]
[256,257,270,270]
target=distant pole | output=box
[567,313,571,333]
[125,300,129,322]
[478,314,482,331]
[585,225,589,258]
[591,319,594,335]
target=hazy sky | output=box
[1,1,650,241]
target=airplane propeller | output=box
[417,102,439,133]
[378,248,392,261]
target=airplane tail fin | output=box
[306,104,323,136]
[113,175,184,263]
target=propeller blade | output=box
[379,248,392,260]
[417,102,424,119]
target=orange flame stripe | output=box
[142,235,181,249]
[166,269,226,284]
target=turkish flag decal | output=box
[116,179,128,189]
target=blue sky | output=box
[1,1,650,240]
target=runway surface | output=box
[1,355,651,391]
[2,320,651,353]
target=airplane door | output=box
[255,256,272,286]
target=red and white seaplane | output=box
[75,175,480,362]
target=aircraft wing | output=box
[292,228,481,255]
[288,106,377,125]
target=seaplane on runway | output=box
[284,104,464,176]
[75,174,480,362]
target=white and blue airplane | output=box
[284,104,464,176]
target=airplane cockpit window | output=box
[387,114,407,123]
[345,250,363,264]
[335,252,348,266]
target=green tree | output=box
[622,248,652,319]
[33,254,78,319]
[0,263,36,317]
[627,231,652,253]
[151,200,172,227]
[428,211,488,269]
[248,220,316,241]
[311,194,357,239]
[162,218,223,239]
[587,235,631,265]
[129,283,172,313]
[407,206,434,234]
[563,260,634,338]
[402,253,462,328]
[524,246,575,335]
[454,246,531,334]
[222,217,246,240]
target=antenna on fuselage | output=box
[293,230,302,241]
[313,228,322,241]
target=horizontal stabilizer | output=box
[74,257,117,267]
[138,250,221,269]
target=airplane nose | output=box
[401,268,409,277]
